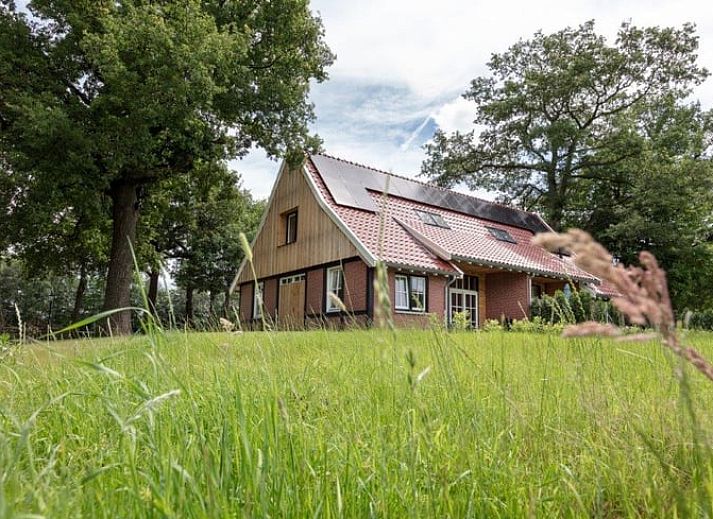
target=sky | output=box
[235,0,713,200]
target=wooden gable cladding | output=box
[236,166,359,284]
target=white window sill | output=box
[395,309,426,315]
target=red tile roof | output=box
[305,154,598,283]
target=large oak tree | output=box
[1,0,333,333]
[422,21,709,231]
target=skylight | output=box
[487,226,517,243]
[415,209,450,229]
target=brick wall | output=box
[485,272,530,321]
[385,270,447,328]
[307,314,371,330]
[428,276,446,315]
[305,269,324,315]
[343,261,368,311]
[544,280,566,296]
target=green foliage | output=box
[689,309,713,331]
[422,20,713,313]
[450,310,471,331]
[0,0,333,331]
[509,316,564,334]
[530,289,622,326]
[423,20,709,230]
[481,318,504,332]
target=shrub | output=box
[451,311,471,332]
[481,319,504,332]
[688,309,713,330]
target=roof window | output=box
[487,226,517,243]
[415,209,449,229]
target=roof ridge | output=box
[311,152,536,218]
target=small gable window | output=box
[285,210,298,244]
[415,209,449,229]
[486,226,517,244]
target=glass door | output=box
[449,288,479,328]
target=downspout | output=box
[445,275,457,327]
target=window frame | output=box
[325,266,344,313]
[486,226,517,244]
[414,209,450,229]
[285,210,298,244]
[394,273,427,313]
[394,275,410,310]
[253,280,264,319]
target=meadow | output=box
[2,328,713,517]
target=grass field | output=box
[2,328,713,517]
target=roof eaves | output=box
[385,261,463,277]
[393,218,453,261]
[452,254,598,283]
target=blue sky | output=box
[236,0,713,200]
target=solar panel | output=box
[309,154,550,234]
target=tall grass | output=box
[1,329,713,517]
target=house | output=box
[232,153,601,329]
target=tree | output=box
[1,0,332,334]
[422,21,709,230]
[578,97,713,310]
[139,161,264,324]
[168,165,265,324]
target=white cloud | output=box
[432,97,477,134]
[237,0,713,201]
[313,0,713,99]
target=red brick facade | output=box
[239,261,459,329]
[241,262,538,328]
[240,259,370,326]
[386,270,447,328]
[343,260,368,312]
[305,269,323,315]
[485,272,530,321]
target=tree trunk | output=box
[223,287,231,317]
[71,262,88,324]
[209,291,216,317]
[185,284,194,326]
[102,181,140,335]
[147,269,159,316]
[545,167,563,231]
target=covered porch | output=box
[446,262,576,328]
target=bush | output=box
[688,309,713,330]
[451,311,471,332]
[481,319,504,332]
[530,287,623,327]
[510,316,564,334]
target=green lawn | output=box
[2,329,713,517]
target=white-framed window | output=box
[394,274,427,312]
[395,275,409,310]
[285,210,298,244]
[326,266,344,312]
[410,276,426,311]
[253,281,264,319]
[280,273,305,285]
